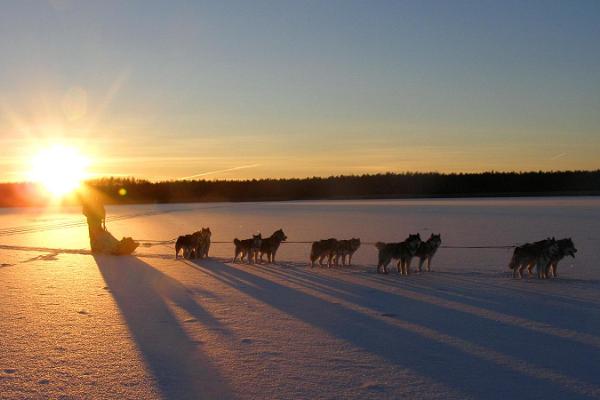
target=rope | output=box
[441,245,516,249]
[134,238,517,249]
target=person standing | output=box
[81,195,106,252]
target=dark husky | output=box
[194,227,212,259]
[415,234,442,272]
[259,229,287,263]
[375,233,422,275]
[310,238,338,268]
[544,238,577,278]
[233,234,262,263]
[175,234,196,259]
[509,238,558,279]
[333,238,361,266]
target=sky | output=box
[1,0,599,181]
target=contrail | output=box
[179,164,261,180]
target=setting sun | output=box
[28,145,90,197]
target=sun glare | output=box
[28,145,90,197]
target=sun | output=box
[28,145,90,197]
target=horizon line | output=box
[3,168,600,186]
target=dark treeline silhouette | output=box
[2,170,600,207]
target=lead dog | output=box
[544,238,577,278]
[509,238,558,279]
[416,234,442,272]
[375,233,422,275]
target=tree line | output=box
[1,170,599,207]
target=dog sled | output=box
[89,227,139,256]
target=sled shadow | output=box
[94,255,232,400]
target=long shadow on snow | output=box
[340,264,600,334]
[194,259,599,400]
[265,262,600,340]
[278,265,600,338]
[288,266,600,387]
[381,271,600,337]
[94,255,233,400]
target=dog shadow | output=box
[190,258,600,400]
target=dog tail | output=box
[375,241,387,251]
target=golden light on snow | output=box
[28,144,90,197]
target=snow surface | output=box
[1,197,599,399]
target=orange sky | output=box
[1,2,599,182]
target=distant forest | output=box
[2,170,600,207]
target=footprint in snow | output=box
[241,338,253,344]
[3,369,17,374]
[38,379,50,384]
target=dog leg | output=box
[536,262,545,279]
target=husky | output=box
[416,233,442,272]
[175,234,196,259]
[509,238,558,279]
[535,240,560,279]
[545,238,577,278]
[259,229,287,263]
[375,233,422,275]
[310,238,339,268]
[194,227,212,259]
[233,234,262,263]
[333,238,361,266]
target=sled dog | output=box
[194,227,211,259]
[375,234,422,275]
[333,238,361,266]
[416,234,442,272]
[509,238,559,279]
[310,238,339,268]
[259,229,287,263]
[545,238,577,278]
[175,234,196,259]
[233,234,262,263]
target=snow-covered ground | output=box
[1,198,599,399]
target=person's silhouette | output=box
[79,192,138,255]
[81,195,106,252]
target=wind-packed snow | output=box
[1,198,599,399]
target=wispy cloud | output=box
[550,153,566,160]
[178,164,261,180]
